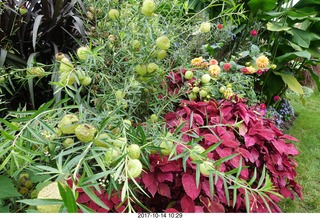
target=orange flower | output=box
[191,57,204,67]
[208,64,221,77]
[209,59,218,65]
[256,55,269,68]
[247,66,257,74]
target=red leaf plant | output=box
[147,98,301,213]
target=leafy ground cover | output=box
[280,91,320,212]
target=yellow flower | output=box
[256,55,269,68]
[208,64,221,77]
[191,57,204,67]
[247,66,257,74]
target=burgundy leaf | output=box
[199,195,225,213]
[201,179,211,198]
[281,134,299,142]
[159,162,182,172]
[249,147,260,163]
[203,133,220,145]
[239,123,248,136]
[192,113,204,126]
[164,208,179,213]
[77,193,91,203]
[142,172,157,188]
[158,183,171,198]
[157,172,173,183]
[181,194,195,212]
[244,135,256,147]
[271,139,287,155]
[256,128,275,141]
[239,148,252,161]
[182,173,201,200]
[216,147,232,158]
[195,206,204,213]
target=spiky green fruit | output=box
[75,123,97,143]
[37,182,62,213]
[199,90,208,99]
[93,133,111,148]
[55,52,65,61]
[27,67,45,77]
[156,36,170,50]
[192,87,200,93]
[147,63,158,73]
[199,161,214,177]
[135,64,148,76]
[132,40,141,51]
[184,70,194,80]
[127,159,143,178]
[127,144,141,159]
[112,137,127,148]
[200,22,211,33]
[80,76,92,86]
[57,114,79,134]
[63,138,74,148]
[160,133,174,156]
[141,0,156,16]
[59,57,74,73]
[190,145,205,161]
[105,148,121,165]
[60,72,77,85]
[77,46,90,61]
[108,9,119,20]
[157,50,167,60]
[189,92,197,100]
[201,74,211,84]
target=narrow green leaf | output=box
[209,173,214,200]
[244,190,250,213]
[17,199,63,206]
[196,163,200,188]
[248,168,257,186]
[0,130,14,140]
[232,188,237,208]
[0,48,8,67]
[257,165,266,189]
[32,15,44,50]
[121,180,128,203]
[202,141,222,155]
[77,203,95,213]
[82,187,109,211]
[58,182,78,213]
[213,153,240,166]
[223,179,230,206]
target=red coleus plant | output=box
[152,98,302,212]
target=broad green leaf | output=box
[267,22,291,32]
[0,205,10,213]
[274,72,304,94]
[288,28,319,48]
[275,51,311,63]
[0,176,22,199]
[248,0,277,13]
[287,7,318,20]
